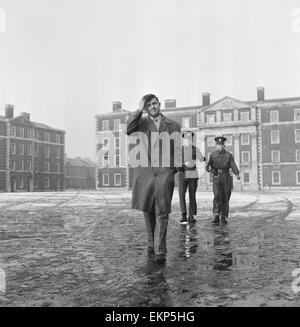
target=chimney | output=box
[112,101,122,112]
[257,87,265,102]
[20,112,30,120]
[165,99,176,109]
[202,93,210,106]
[5,104,14,119]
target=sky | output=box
[0,0,300,159]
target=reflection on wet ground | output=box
[0,191,299,307]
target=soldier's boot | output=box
[221,216,228,224]
[180,214,188,225]
[188,215,197,224]
[211,215,220,224]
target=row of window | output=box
[14,177,61,189]
[207,134,251,147]
[102,119,122,132]
[269,109,300,123]
[10,144,61,159]
[10,126,62,143]
[205,111,250,125]
[11,160,61,172]
[102,137,120,149]
[103,154,120,167]
[270,129,300,144]
[102,173,122,186]
[270,171,300,185]
[270,150,300,162]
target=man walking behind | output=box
[206,135,240,225]
[179,131,205,225]
[127,94,181,264]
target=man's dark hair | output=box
[142,94,160,104]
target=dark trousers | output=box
[143,201,169,255]
[212,173,232,218]
[179,174,198,216]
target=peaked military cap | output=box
[215,135,227,144]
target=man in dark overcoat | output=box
[127,94,181,264]
[206,135,240,225]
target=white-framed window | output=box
[115,137,120,149]
[56,134,60,144]
[296,149,300,162]
[56,163,60,172]
[103,174,109,186]
[11,126,16,137]
[115,155,120,167]
[240,112,250,122]
[12,160,16,171]
[241,151,250,164]
[20,160,24,170]
[103,154,109,167]
[207,136,215,147]
[225,135,233,146]
[271,150,280,163]
[103,138,109,149]
[20,144,24,155]
[45,177,50,189]
[11,143,16,155]
[45,162,50,172]
[45,133,50,142]
[35,147,39,157]
[223,113,232,123]
[114,119,121,131]
[270,110,279,123]
[29,129,34,140]
[272,171,281,185]
[206,114,215,125]
[28,161,32,171]
[294,109,300,122]
[45,146,50,158]
[35,131,39,140]
[241,134,250,145]
[296,171,300,185]
[243,172,250,184]
[28,145,32,156]
[182,117,190,129]
[56,177,60,189]
[102,120,110,131]
[56,148,60,159]
[20,127,24,138]
[114,173,121,186]
[19,177,24,189]
[271,130,280,144]
[295,130,300,143]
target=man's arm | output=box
[195,147,205,162]
[126,110,144,135]
[206,154,213,173]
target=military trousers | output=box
[212,173,232,218]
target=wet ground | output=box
[0,189,299,307]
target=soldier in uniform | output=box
[206,135,240,224]
[179,131,205,225]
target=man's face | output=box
[145,98,161,118]
[216,143,225,152]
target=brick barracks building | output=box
[95,88,300,190]
[0,105,65,192]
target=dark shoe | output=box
[221,216,228,224]
[180,216,188,225]
[188,216,197,224]
[156,254,166,265]
[211,215,220,224]
[147,247,155,257]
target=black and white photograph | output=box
[0,0,300,311]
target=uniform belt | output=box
[214,168,229,175]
